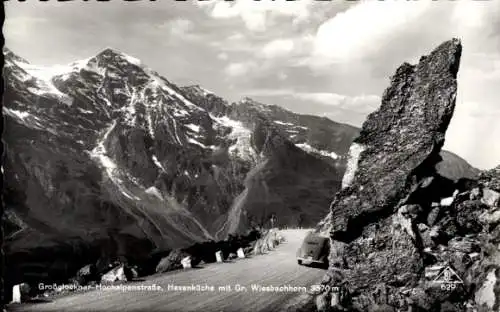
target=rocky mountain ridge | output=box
[2,47,353,293]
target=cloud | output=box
[209,32,255,53]
[212,3,266,31]
[461,53,500,81]
[445,102,500,170]
[227,32,245,41]
[260,39,295,58]
[165,18,194,36]
[295,92,345,105]
[244,88,293,97]
[311,1,432,64]
[217,52,229,60]
[225,62,256,77]
[244,88,382,127]
[197,0,314,32]
[4,17,48,43]
[155,18,199,41]
[246,89,380,114]
[294,93,380,113]
[277,72,288,81]
[305,0,500,69]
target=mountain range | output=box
[1,47,478,286]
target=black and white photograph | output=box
[2,0,500,311]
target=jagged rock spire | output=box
[329,38,462,242]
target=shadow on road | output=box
[190,265,205,270]
[24,298,53,304]
[300,262,328,270]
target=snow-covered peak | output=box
[97,47,122,56]
[237,97,253,105]
[95,47,142,66]
[4,47,29,64]
[184,85,214,97]
[236,97,273,113]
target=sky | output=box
[4,0,500,170]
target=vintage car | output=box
[296,232,330,268]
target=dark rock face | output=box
[479,165,500,192]
[340,215,424,295]
[311,39,500,312]
[329,38,462,242]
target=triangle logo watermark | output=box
[432,266,464,284]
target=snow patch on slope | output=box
[146,186,163,200]
[187,138,208,149]
[145,74,204,112]
[295,142,339,160]
[196,86,214,96]
[342,143,366,189]
[163,84,202,111]
[78,108,94,114]
[212,115,257,162]
[185,85,215,97]
[14,62,75,105]
[3,107,30,120]
[90,121,118,174]
[123,54,142,66]
[273,120,294,126]
[3,107,51,132]
[152,155,166,172]
[89,120,140,200]
[69,57,93,70]
[199,87,213,96]
[170,116,183,145]
[185,124,200,133]
[173,109,189,117]
[121,85,138,128]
